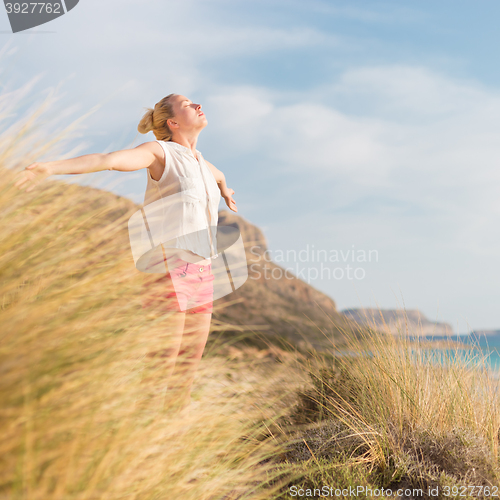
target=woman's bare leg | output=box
[163,312,212,413]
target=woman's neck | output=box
[170,132,199,158]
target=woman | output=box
[14,93,238,415]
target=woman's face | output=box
[169,94,207,132]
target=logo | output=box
[128,193,248,311]
[3,0,79,33]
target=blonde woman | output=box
[14,93,238,414]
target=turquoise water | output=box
[337,333,500,377]
[407,333,500,374]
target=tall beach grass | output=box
[275,310,500,498]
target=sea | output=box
[407,332,500,376]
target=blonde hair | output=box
[137,93,177,141]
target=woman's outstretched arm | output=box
[14,142,158,193]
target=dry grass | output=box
[276,316,500,498]
[0,163,304,500]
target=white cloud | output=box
[202,65,500,257]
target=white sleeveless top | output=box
[142,140,220,266]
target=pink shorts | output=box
[142,257,214,314]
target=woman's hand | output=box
[14,162,52,193]
[221,187,237,213]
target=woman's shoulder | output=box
[137,141,172,180]
[139,140,167,160]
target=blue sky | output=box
[1,0,500,333]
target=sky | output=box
[1,0,500,333]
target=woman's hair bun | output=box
[137,94,176,141]
[137,107,155,134]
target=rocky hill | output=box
[341,308,454,336]
[470,329,500,336]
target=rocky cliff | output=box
[470,329,500,336]
[340,308,454,336]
